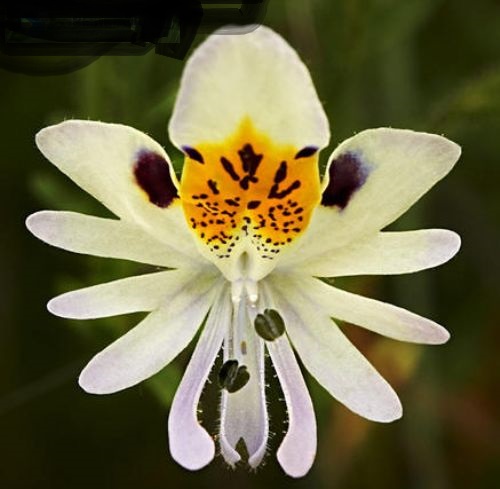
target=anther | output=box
[254,308,285,341]
[218,359,250,393]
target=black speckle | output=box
[207,179,220,195]
[182,146,204,164]
[247,200,261,210]
[321,151,370,209]
[274,161,287,184]
[134,150,178,208]
[295,146,318,159]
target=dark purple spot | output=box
[274,161,287,184]
[221,157,240,181]
[134,151,178,208]
[268,180,301,199]
[247,200,261,210]
[295,146,318,159]
[207,179,220,195]
[182,146,204,164]
[321,151,370,209]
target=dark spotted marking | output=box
[182,146,204,164]
[225,198,239,207]
[321,151,370,209]
[295,146,318,159]
[207,179,220,195]
[274,161,287,184]
[238,144,262,175]
[134,150,178,208]
[247,200,261,210]
[221,157,240,181]
[268,179,301,199]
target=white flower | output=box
[26,26,461,477]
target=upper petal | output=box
[289,128,460,259]
[35,120,197,255]
[169,25,329,151]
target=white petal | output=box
[293,274,450,345]
[285,129,460,262]
[269,277,402,422]
[48,269,205,319]
[265,328,316,477]
[220,329,268,467]
[169,26,329,149]
[26,211,199,268]
[79,273,218,394]
[35,120,197,255]
[168,285,229,471]
[290,229,461,277]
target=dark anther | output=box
[218,359,250,393]
[182,146,204,164]
[295,146,318,159]
[254,309,285,341]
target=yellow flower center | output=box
[179,119,320,278]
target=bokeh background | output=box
[1,0,499,488]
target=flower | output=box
[26,26,461,477]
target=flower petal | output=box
[294,275,450,345]
[48,269,207,319]
[26,211,199,268]
[269,277,402,422]
[220,329,268,468]
[79,273,218,394]
[168,285,229,471]
[265,329,316,477]
[286,129,460,261]
[169,26,329,149]
[289,229,461,277]
[35,120,197,255]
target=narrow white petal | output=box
[265,329,316,477]
[169,25,329,149]
[48,269,205,320]
[284,129,460,262]
[35,120,197,255]
[168,286,229,471]
[290,229,461,277]
[26,211,199,268]
[79,274,218,394]
[270,277,402,422]
[291,274,450,345]
[220,329,268,467]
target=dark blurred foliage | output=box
[0,1,499,488]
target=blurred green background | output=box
[1,0,499,487]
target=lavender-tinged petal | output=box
[267,334,316,477]
[219,317,268,468]
[168,285,229,470]
[270,276,402,423]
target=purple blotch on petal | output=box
[321,151,370,209]
[134,150,178,208]
[295,146,318,159]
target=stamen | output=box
[254,308,285,341]
[218,359,250,393]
